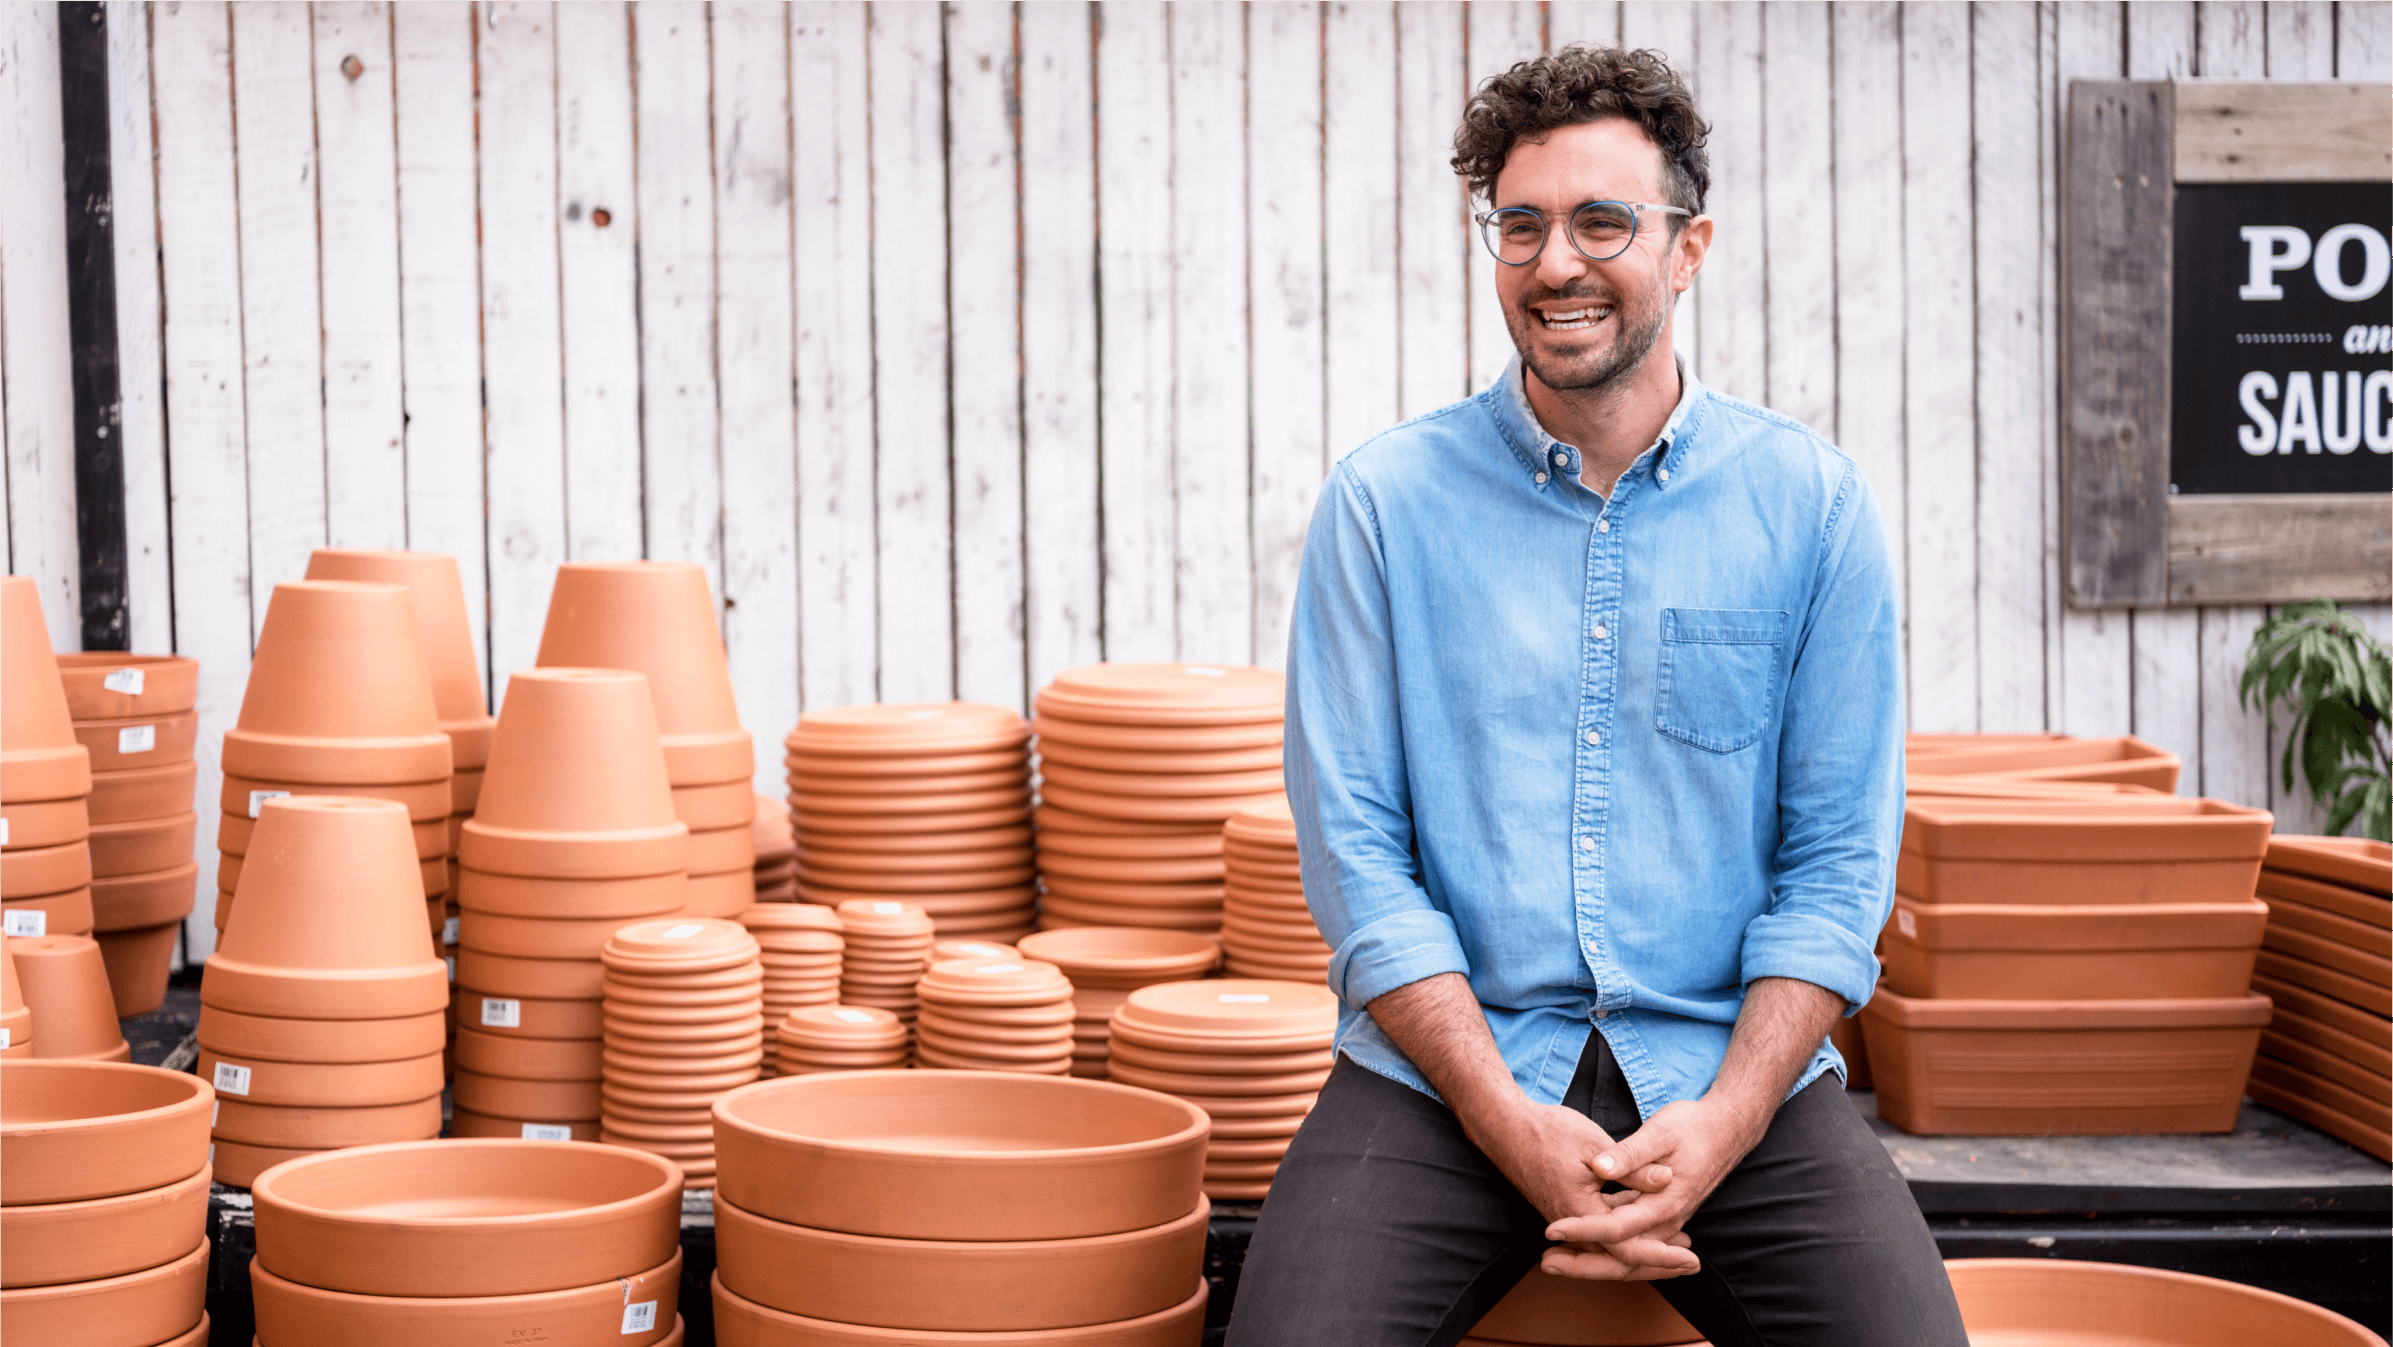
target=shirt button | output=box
[1534,472,1548,485]
[1585,730,1601,746]
[1593,624,1609,641]
[1658,467,1671,483]
[1597,519,1611,533]
[1578,836,1596,852]
[1552,451,1568,467]
[1595,1009,1609,1021]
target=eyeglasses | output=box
[1474,201,1692,266]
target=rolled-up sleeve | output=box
[1740,464,1903,1011]
[1284,464,1471,1012]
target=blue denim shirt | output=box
[1284,356,1903,1118]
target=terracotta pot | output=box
[687,821,758,874]
[210,1137,332,1189]
[455,989,603,1040]
[788,701,1031,754]
[1461,1265,1699,1346]
[73,712,199,773]
[2,796,90,851]
[219,772,452,823]
[212,1093,442,1149]
[711,1270,1206,1347]
[221,807,447,862]
[301,548,493,757]
[204,798,446,1020]
[2267,835,2393,897]
[459,908,654,961]
[0,577,92,806]
[1906,734,2180,793]
[54,654,200,721]
[452,1070,604,1120]
[804,822,1034,855]
[199,1048,443,1107]
[447,1108,603,1142]
[1861,986,2271,1135]
[1896,797,2272,905]
[4,888,96,938]
[10,936,129,1061]
[0,940,28,1056]
[1040,664,1285,725]
[90,924,178,1018]
[2257,975,2391,1072]
[455,948,605,1001]
[464,668,691,879]
[455,866,686,921]
[2,839,93,899]
[1942,1257,2384,1345]
[0,1165,210,1289]
[251,1246,681,1346]
[1881,894,2269,1000]
[0,1060,213,1203]
[682,868,757,918]
[86,812,195,879]
[222,581,452,784]
[668,780,757,832]
[87,760,195,827]
[0,1239,207,1347]
[452,1027,604,1080]
[2260,868,2392,931]
[198,1004,444,1064]
[535,562,751,782]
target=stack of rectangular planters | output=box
[55,654,199,1017]
[2247,835,2391,1160]
[0,577,94,952]
[1862,789,2275,1135]
[1904,733,2181,793]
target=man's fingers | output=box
[1593,1126,1674,1183]
[1616,1162,1673,1194]
[1545,1197,1684,1248]
[1538,1243,1701,1283]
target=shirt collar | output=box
[1492,353,1705,491]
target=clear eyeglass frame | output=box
[1474,200,1693,266]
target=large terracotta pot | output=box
[457,866,687,919]
[302,549,495,768]
[456,948,605,1001]
[1879,897,2269,1000]
[73,712,199,773]
[1464,1266,1703,1345]
[0,1060,212,1203]
[87,812,196,878]
[221,581,451,785]
[203,797,447,1020]
[2,839,94,899]
[1942,1257,2385,1345]
[0,1166,211,1289]
[463,668,690,879]
[250,1247,682,1345]
[0,1240,207,1347]
[0,576,92,805]
[454,988,603,1040]
[2,887,95,939]
[10,935,130,1061]
[535,561,751,784]
[212,1094,443,1150]
[251,1138,681,1296]
[712,1070,1208,1241]
[93,923,181,1018]
[199,1004,445,1063]
[92,863,197,932]
[87,760,196,826]
[54,654,200,721]
[711,1272,1206,1347]
[198,1048,444,1107]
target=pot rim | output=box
[0,1059,213,1140]
[715,1188,1210,1254]
[713,1068,1209,1162]
[249,1243,682,1307]
[250,1138,682,1233]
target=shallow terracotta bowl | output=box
[711,1271,1207,1346]
[250,1247,681,1343]
[0,1239,207,1347]
[1942,1257,2385,1345]
[0,1060,213,1204]
[0,1166,210,1288]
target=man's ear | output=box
[1671,217,1714,296]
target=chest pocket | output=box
[1654,608,1789,754]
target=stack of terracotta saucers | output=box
[0,1060,215,1347]
[537,562,757,919]
[7,936,130,1061]
[913,958,1077,1074]
[600,917,764,1186]
[452,669,690,1142]
[785,702,1036,939]
[1221,796,1332,983]
[1107,979,1338,1200]
[2,943,28,1057]
[2249,835,2391,1161]
[247,1139,686,1347]
[774,1005,911,1076]
[1032,663,1285,933]
[215,581,453,938]
[1018,927,1221,1078]
[833,899,937,1027]
[752,798,795,903]
[739,904,843,1074]
[1,577,94,946]
[55,653,199,1015]
[198,797,448,1185]
[934,938,1019,962]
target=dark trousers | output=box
[1226,1033,1967,1346]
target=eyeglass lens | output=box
[1482,202,1642,265]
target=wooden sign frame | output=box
[2063,80,2392,608]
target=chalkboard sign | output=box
[2170,182,2393,495]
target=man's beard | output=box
[1510,271,1671,397]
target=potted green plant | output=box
[2241,600,2392,841]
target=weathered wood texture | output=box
[2175,80,2393,180]
[2168,496,2393,604]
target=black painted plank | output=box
[56,0,130,651]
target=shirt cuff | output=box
[1327,907,1472,1011]
[1738,911,1882,1013]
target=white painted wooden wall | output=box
[2,1,2388,962]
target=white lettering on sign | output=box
[3,910,46,938]
[521,1123,573,1142]
[480,998,522,1028]
[118,724,156,754]
[102,667,145,695]
[2346,325,2393,355]
[248,790,289,818]
[2241,224,2391,302]
[2241,369,2393,455]
[212,1061,253,1096]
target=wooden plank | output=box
[2341,0,2393,81]
[2197,0,2267,76]
[791,1,877,708]
[2167,496,2393,605]
[555,1,645,562]
[946,1,1025,710]
[1900,0,1976,732]
[1692,0,1762,405]
[107,0,173,655]
[391,2,487,677]
[712,0,795,774]
[868,0,954,701]
[1759,1,1833,436]
[2266,1,2338,78]
[632,0,721,592]
[1829,0,1905,693]
[2196,602,2270,805]
[1248,0,1325,673]
[1548,2,1619,49]
[2174,83,2393,182]
[1394,0,1468,418]
[1,0,83,647]
[2126,1,2197,78]
[1019,1,1101,694]
[1322,1,1400,460]
[1619,2,1699,379]
[57,2,128,652]
[1465,1,1545,400]
[1095,1,1175,662]
[311,2,406,552]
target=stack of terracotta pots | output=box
[1862,793,2275,1135]
[913,957,1077,1074]
[2248,835,2391,1161]
[774,1005,911,1075]
[832,898,937,1027]
[1,577,94,945]
[601,917,764,1186]
[451,668,690,1141]
[198,796,448,1185]
[710,1071,1212,1339]
[1107,979,1337,1200]
[1,944,28,1057]
[1460,1268,1704,1346]
[739,903,843,1074]
[1018,927,1221,1078]
[1907,732,2180,793]
[752,797,796,902]
[55,653,199,1016]
[537,561,757,918]
[0,1060,214,1347]
[215,580,453,939]
[785,702,1037,939]
[7,936,129,1061]
[1032,663,1285,933]
[248,1139,686,1346]
[1220,797,1332,983]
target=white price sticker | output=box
[102,667,145,695]
[3,910,46,938]
[621,1300,659,1334]
[445,955,458,983]
[1896,909,1917,938]
[833,1010,876,1023]
[212,1061,253,1096]
[441,916,460,946]
[661,923,705,940]
[212,1102,220,1126]
[248,790,290,818]
[1219,993,1271,1003]
[971,963,1024,976]
[1183,665,1226,676]
[117,724,157,754]
[0,818,9,847]
[0,1027,11,1049]
[521,1123,573,1142]
[871,902,904,914]
[480,998,522,1028]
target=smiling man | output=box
[1226,47,1966,1346]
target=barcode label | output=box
[621,1300,659,1333]
[103,667,145,694]
[249,790,290,818]
[1896,910,1917,938]
[117,724,157,754]
[212,1061,253,1096]
[522,1123,573,1142]
[480,998,521,1028]
[442,916,459,946]
[3,910,46,938]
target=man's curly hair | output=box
[1452,46,1710,221]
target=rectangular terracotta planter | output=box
[2249,1052,2391,1133]
[1879,896,2266,1001]
[1859,985,2269,1136]
[2253,950,2391,1016]
[2264,835,2392,897]
[2258,1031,2390,1106]
[2244,1057,2393,1163]
[1897,798,2272,905]
[2261,924,2391,988]
[2261,883,2392,958]
[1905,734,2180,794]
[2258,867,2389,930]
[2251,970,2390,1047]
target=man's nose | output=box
[1534,233,1590,290]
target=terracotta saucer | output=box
[804,885,1035,919]
[1105,1039,1336,1077]
[713,1268,1205,1345]
[795,862,1037,894]
[1039,875,1227,906]
[605,917,759,964]
[914,1043,1073,1074]
[788,769,1033,802]
[797,821,1034,852]
[1033,711,1285,755]
[788,701,1031,756]
[793,786,1032,819]
[777,1047,912,1073]
[0,1166,211,1290]
[1039,663,1284,721]
[1117,979,1337,1036]
[786,746,1031,779]
[740,904,844,933]
[1038,852,1227,884]
[833,900,938,935]
[1206,1134,1301,1161]
[600,1115,717,1143]
[1031,804,1223,839]
[913,1016,1077,1051]
[1039,760,1285,799]
[1105,1059,1331,1097]
[1036,737,1284,775]
[1219,923,1333,955]
[1037,783,1284,824]
[0,1063,207,1204]
[916,1000,1078,1030]
[0,1239,207,1345]
[604,1043,765,1077]
[1222,955,1332,983]
[1202,1158,1287,1182]
[212,1093,443,1149]
[1035,899,1223,932]
[1017,928,1223,983]
[603,1063,764,1093]
[1106,1018,1335,1058]
[794,846,1033,881]
[917,958,1074,1003]
[604,960,766,990]
[1205,1109,1316,1139]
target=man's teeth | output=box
[1540,306,1611,331]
